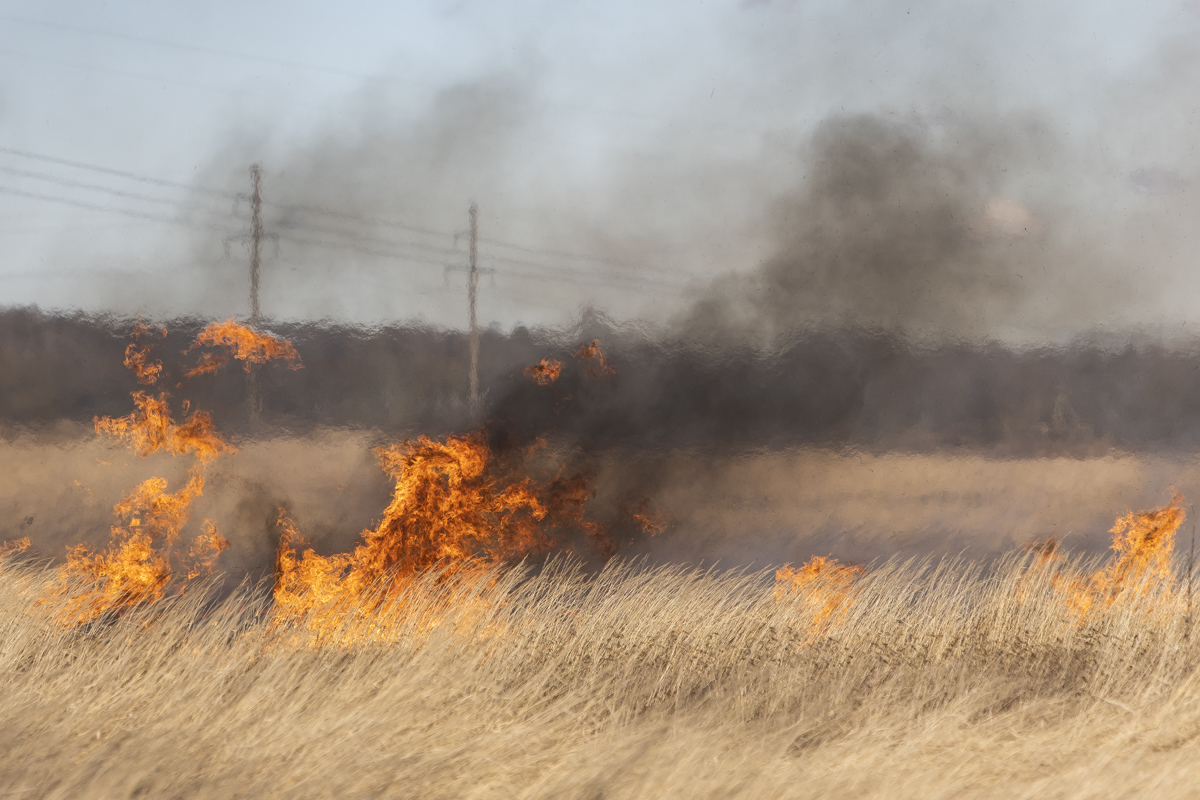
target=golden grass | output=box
[4,553,1200,798]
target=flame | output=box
[0,537,30,564]
[181,352,230,381]
[42,320,301,625]
[186,521,230,582]
[273,432,609,640]
[122,321,168,385]
[523,358,563,385]
[627,499,668,537]
[51,531,172,625]
[574,339,615,378]
[42,468,225,624]
[186,319,303,374]
[1100,494,1184,595]
[775,556,865,631]
[1022,495,1186,618]
[95,391,233,463]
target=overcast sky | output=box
[0,0,1196,339]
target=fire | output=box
[1099,494,1184,597]
[95,391,233,463]
[273,432,610,641]
[1024,495,1186,618]
[185,319,303,376]
[186,521,231,583]
[41,320,295,625]
[627,499,668,537]
[53,532,172,625]
[0,537,30,564]
[775,556,865,631]
[523,358,563,386]
[123,322,167,385]
[574,339,615,378]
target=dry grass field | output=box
[4,544,1200,799]
[3,425,1199,573]
[5,312,1200,799]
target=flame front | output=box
[273,432,609,642]
[40,321,297,625]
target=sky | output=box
[0,0,1196,339]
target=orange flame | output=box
[42,468,226,624]
[627,499,668,537]
[775,556,865,631]
[0,537,30,564]
[181,352,229,381]
[43,320,301,625]
[95,391,233,463]
[186,319,303,374]
[574,339,615,378]
[1101,494,1184,595]
[52,531,172,625]
[122,322,168,385]
[1024,495,1186,618]
[273,432,609,639]
[523,358,563,386]
[186,521,230,583]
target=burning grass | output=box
[6,545,1200,798]
[10,322,1200,795]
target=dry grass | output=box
[4,554,1200,799]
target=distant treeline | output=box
[3,307,1200,455]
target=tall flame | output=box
[273,432,610,640]
[42,320,297,625]
[1024,495,1186,618]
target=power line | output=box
[0,165,222,208]
[0,146,232,197]
[0,184,230,229]
[0,145,691,280]
[0,148,696,289]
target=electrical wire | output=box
[0,185,233,231]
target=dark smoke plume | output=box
[680,113,1079,343]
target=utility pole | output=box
[245,164,267,420]
[467,203,480,419]
[223,164,277,421]
[249,164,263,326]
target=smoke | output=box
[680,114,1036,342]
[8,1,1200,574]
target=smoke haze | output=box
[2,1,1200,576]
[0,0,1188,340]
